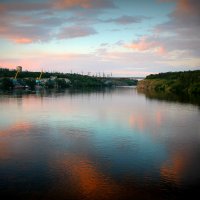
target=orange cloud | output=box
[160,0,200,16]
[179,0,191,11]
[13,37,33,44]
[176,0,197,15]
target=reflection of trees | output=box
[137,89,200,106]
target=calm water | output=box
[0,87,200,200]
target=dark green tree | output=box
[0,78,14,90]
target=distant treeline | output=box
[0,68,101,80]
[0,68,105,89]
[0,68,137,91]
[137,70,200,95]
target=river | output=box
[0,87,200,199]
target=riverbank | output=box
[137,70,200,95]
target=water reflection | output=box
[160,152,187,185]
[0,87,200,199]
[137,89,200,106]
[53,154,121,200]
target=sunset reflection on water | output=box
[0,88,200,199]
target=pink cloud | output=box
[54,0,115,9]
[0,52,91,72]
[156,46,167,55]
[156,0,200,54]
[125,37,167,55]
[125,38,157,51]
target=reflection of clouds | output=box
[156,111,162,126]
[50,153,166,199]
[129,111,163,132]
[160,152,187,185]
[0,88,200,198]
[53,154,121,200]
[0,121,34,160]
[129,113,144,131]
[0,141,11,160]
[0,121,33,136]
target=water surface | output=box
[0,87,200,199]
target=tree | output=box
[0,78,14,90]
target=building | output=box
[16,66,22,72]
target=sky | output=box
[0,0,200,77]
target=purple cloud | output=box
[0,1,51,12]
[102,15,148,25]
[0,0,112,44]
[57,26,97,39]
[128,0,200,58]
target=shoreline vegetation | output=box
[137,70,200,105]
[0,68,138,91]
[1,68,199,105]
[137,70,200,95]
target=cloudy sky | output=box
[0,0,200,77]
